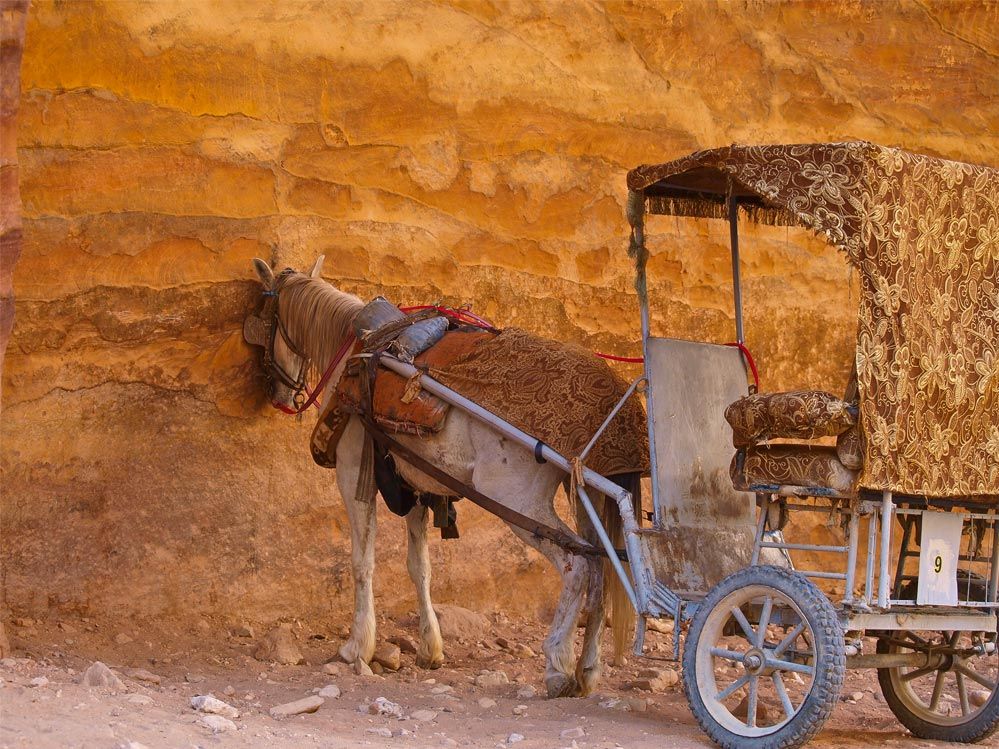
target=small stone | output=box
[80,661,125,690]
[223,685,236,696]
[477,697,497,708]
[440,739,458,747]
[123,693,153,705]
[185,673,205,684]
[11,618,35,628]
[507,733,525,744]
[474,670,509,689]
[58,622,78,634]
[512,704,528,715]
[367,727,393,738]
[970,690,991,708]
[410,708,438,722]
[364,696,404,718]
[113,633,133,645]
[515,685,536,699]
[373,643,401,671]
[254,623,304,665]
[29,676,49,688]
[370,660,384,675]
[431,685,453,694]
[269,695,324,718]
[197,714,236,733]
[231,624,254,638]
[354,658,374,676]
[560,727,585,740]
[433,604,491,640]
[191,694,240,719]
[125,668,161,685]
[510,644,535,659]
[318,684,341,699]
[322,662,343,677]
[389,635,418,654]
[116,742,150,749]
[848,690,864,702]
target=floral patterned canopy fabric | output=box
[628,142,999,499]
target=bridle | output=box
[256,270,312,412]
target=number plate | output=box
[916,512,963,606]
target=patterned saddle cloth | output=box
[311,322,649,478]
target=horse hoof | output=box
[545,674,580,699]
[416,654,444,670]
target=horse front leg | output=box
[335,418,378,665]
[405,504,444,669]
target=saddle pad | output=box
[310,328,494,467]
[429,328,649,477]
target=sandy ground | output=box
[1,612,994,749]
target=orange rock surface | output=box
[2,0,997,624]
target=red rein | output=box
[275,305,761,415]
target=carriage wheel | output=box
[877,629,999,742]
[682,566,845,749]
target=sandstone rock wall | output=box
[3,0,997,625]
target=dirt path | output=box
[0,614,988,748]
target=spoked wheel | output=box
[878,629,999,742]
[682,566,845,749]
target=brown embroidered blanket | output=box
[313,325,649,478]
[430,328,649,477]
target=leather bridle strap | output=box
[356,412,622,560]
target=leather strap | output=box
[356,414,614,559]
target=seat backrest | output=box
[645,337,754,529]
[640,338,759,593]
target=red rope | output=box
[594,342,760,392]
[594,352,645,363]
[724,341,760,391]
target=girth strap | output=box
[356,414,609,559]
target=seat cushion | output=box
[730,445,858,494]
[836,423,864,470]
[725,390,857,447]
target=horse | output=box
[246,256,639,698]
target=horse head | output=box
[245,255,325,412]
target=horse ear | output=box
[243,314,269,347]
[309,254,325,279]
[252,258,275,289]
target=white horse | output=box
[248,256,636,698]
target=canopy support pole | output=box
[728,196,745,344]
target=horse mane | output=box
[277,273,364,382]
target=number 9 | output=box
[934,555,942,574]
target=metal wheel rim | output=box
[695,583,817,738]
[886,631,997,726]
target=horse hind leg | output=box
[405,504,444,669]
[508,526,589,698]
[573,496,606,697]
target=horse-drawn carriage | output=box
[247,142,999,748]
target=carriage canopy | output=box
[627,142,999,499]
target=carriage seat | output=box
[725,390,862,494]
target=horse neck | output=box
[278,275,364,379]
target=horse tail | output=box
[604,472,640,666]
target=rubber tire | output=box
[682,565,845,749]
[877,634,999,743]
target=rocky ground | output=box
[0,609,988,749]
